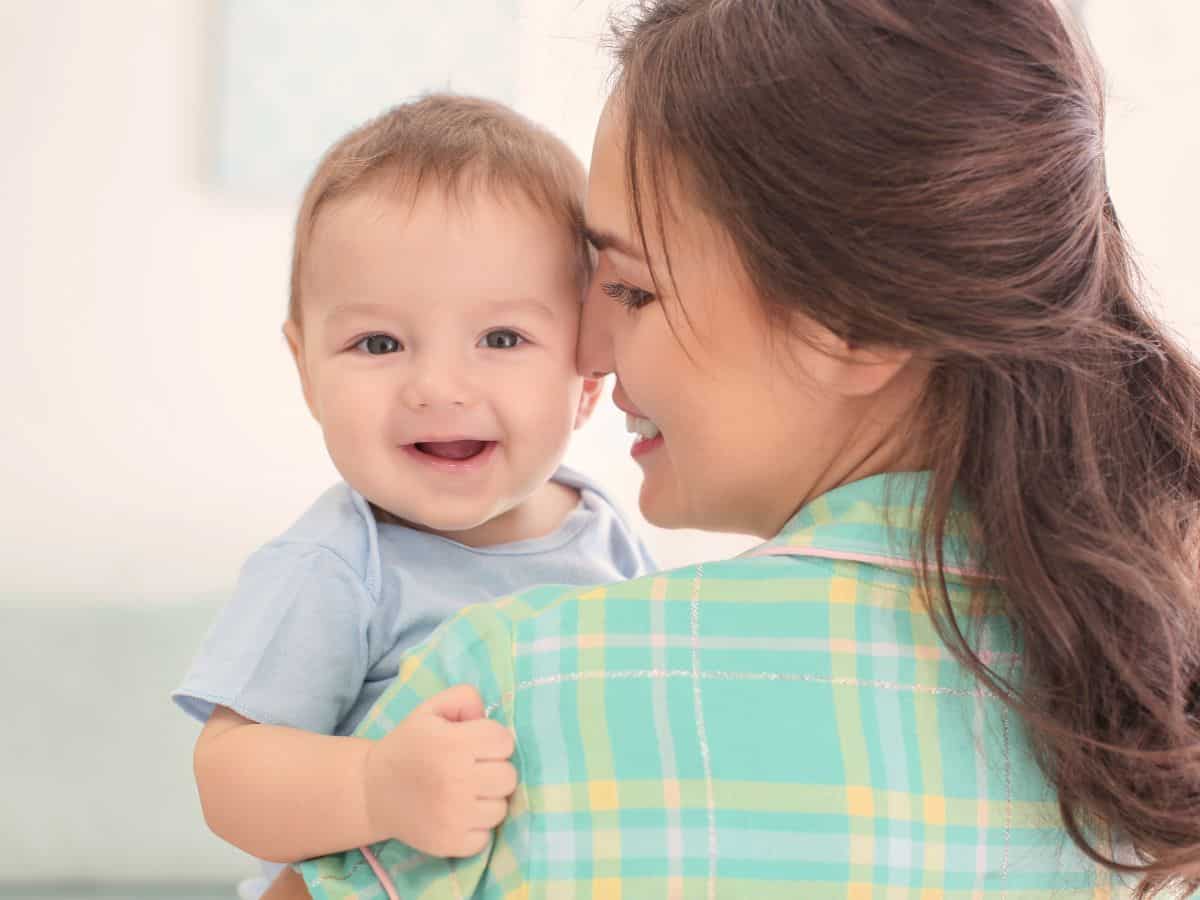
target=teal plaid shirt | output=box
[297,472,1132,898]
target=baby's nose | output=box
[399,353,472,410]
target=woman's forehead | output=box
[585,102,634,242]
[587,106,709,267]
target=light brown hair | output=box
[288,93,587,325]
[612,0,1200,894]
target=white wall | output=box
[1085,0,1200,343]
[3,1,1195,606]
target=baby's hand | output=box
[362,684,517,858]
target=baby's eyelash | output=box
[600,280,655,310]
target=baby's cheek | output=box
[320,399,383,465]
[517,392,577,454]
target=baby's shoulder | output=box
[250,483,383,595]
[554,465,626,521]
[552,465,657,574]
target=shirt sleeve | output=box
[294,600,522,900]
[172,543,376,734]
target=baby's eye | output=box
[600,280,655,310]
[480,329,524,350]
[355,333,401,355]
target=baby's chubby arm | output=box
[193,684,518,863]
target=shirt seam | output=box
[259,540,382,606]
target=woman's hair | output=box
[611,0,1200,894]
[288,94,587,326]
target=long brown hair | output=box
[611,0,1200,894]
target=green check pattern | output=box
[297,472,1137,899]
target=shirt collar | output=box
[747,471,984,581]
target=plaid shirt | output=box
[298,472,1133,899]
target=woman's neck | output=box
[758,362,932,539]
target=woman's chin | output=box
[638,483,687,530]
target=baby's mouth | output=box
[413,440,493,461]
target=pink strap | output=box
[360,844,400,900]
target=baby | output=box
[173,95,654,897]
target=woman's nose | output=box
[576,279,615,378]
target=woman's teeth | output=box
[625,413,661,440]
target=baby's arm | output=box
[193,684,516,863]
[194,706,374,862]
[260,868,310,900]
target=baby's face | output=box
[289,184,593,539]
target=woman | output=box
[274,0,1200,896]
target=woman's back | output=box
[301,474,1130,898]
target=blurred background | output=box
[1,1,1196,897]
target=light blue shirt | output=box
[173,466,655,736]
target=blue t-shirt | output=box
[173,466,655,735]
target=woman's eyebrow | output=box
[582,223,645,262]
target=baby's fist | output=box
[363,684,518,857]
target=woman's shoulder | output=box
[453,553,829,642]
[428,551,857,670]
[510,553,790,602]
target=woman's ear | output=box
[836,343,917,398]
[574,377,606,429]
[799,322,915,399]
[283,320,319,422]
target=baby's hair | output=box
[288,94,588,325]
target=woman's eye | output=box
[355,334,401,355]
[480,329,524,350]
[600,280,655,310]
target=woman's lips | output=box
[612,383,663,458]
[631,434,664,459]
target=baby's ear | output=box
[283,320,319,422]
[574,376,605,429]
